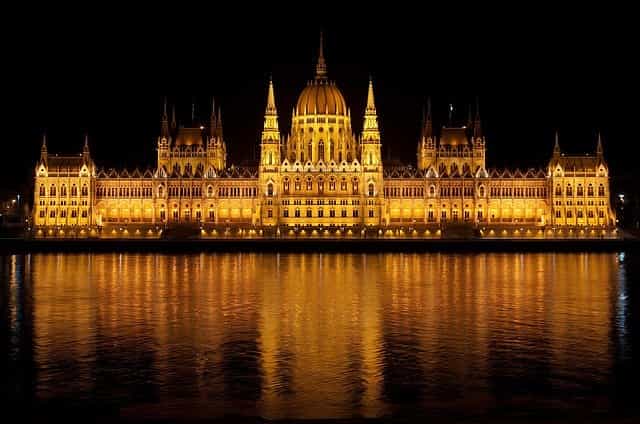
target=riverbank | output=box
[0,237,637,253]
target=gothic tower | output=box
[417,97,435,171]
[157,98,171,174]
[207,98,227,172]
[361,77,384,226]
[259,76,281,225]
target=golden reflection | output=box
[2,253,620,419]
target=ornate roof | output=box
[296,80,347,116]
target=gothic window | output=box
[479,186,485,197]
[329,179,336,191]
[60,185,67,196]
[308,140,313,162]
[555,185,562,196]
[50,185,56,196]
[352,178,359,195]
[587,184,594,196]
[283,209,289,218]
[81,185,88,196]
[339,151,343,162]
[318,179,324,194]
[306,208,312,218]
[429,185,436,197]
[283,179,290,194]
[598,184,605,196]
[39,185,45,196]
[295,179,301,191]
[267,183,274,196]
[318,140,324,161]
[71,185,78,196]
[577,185,584,196]
[207,186,213,197]
[329,140,334,160]
[306,178,313,191]
[341,179,347,191]
[368,183,374,196]
[295,208,301,217]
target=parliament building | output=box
[32,37,616,239]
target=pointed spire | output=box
[553,130,561,156]
[83,133,90,160]
[366,75,376,113]
[315,31,327,81]
[191,99,196,125]
[215,107,223,139]
[597,131,603,156]
[209,97,217,138]
[161,97,170,137]
[171,104,177,129]
[265,75,277,115]
[40,133,47,163]
[473,96,482,138]
[422,97,433,139]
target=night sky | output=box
[4,9,637,200]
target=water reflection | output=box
[0,252,637,419]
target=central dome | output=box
[295,80,348,116]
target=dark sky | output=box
[4,8,638,199]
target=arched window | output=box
[267,183,273,196]
[158,185,165,197]
[328,140,334,160]
[81,185,88,196]
[577,184,584,196]
[555,185,562,196]
[429,185,436,197]
[39,185,45,196]
[352,178,359,195]
[50,185,56,196]
[598,184,605,196]
[283,178,290,194]
[368,183,374,196]
[71,185,78,196]
[587,184,594,196]
[308,140,313,162]
[306,178,313,191]
[60,185,67,196]
[318,140,324,161]
[567,184,573,196]
[479,185,485,197]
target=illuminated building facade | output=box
[32,37,616,238]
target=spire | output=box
[265,75,277,115]
[597,131,603,156]
[473,97,482,138]
[422,97,433,139]
[366,75,376,114]
[171,104,177,130]
[262,77,280,141]
[215,107,223,139]
[83,133,90,160]
[209,97,217,138]
[191,99,196,126]
[161,97,170,137]
[362,78,379,137]
[40,133,47,161]
[553,130,561,156]
[315,31,327,81]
